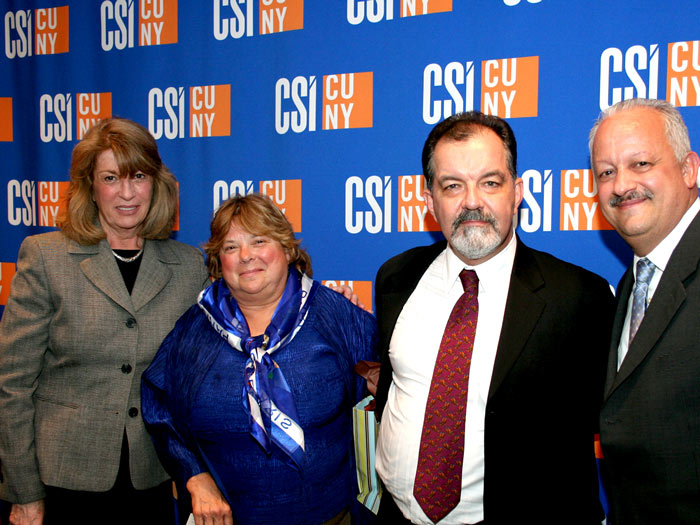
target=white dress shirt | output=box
[617,198,700,369]
[376,233,517,525]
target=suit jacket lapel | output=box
[488,239,545,400]
[604,268,633,398]
[607,212,700,397]
[74,239,135,315]
[131,240,174,312]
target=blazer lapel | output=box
[130,240,173,312]
[488,240,545,400]
[608,213,700,396]
[75,239,135,315]
[604,269,633,398]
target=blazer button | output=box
[121,364,132,374]
[128,407,139,418]
[125,318,136,328]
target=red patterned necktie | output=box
[413,268,479,523]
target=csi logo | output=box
[148,85,231,139]
[100,0,178,51]
[39,92,112,143]
[212,179,302,232]
[345,175,392,234]
[7,180,69,228]
[0,262,17,306]
[559,170,612,231]
[4,6,69,59]
[213,0,303,39]
[347,0,452,24]
[599,44,659,110]
[275,72,373,134]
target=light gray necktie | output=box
[628,257,655,345]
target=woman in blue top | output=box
[142,194,377,525]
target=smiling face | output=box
[424,128,523,265]
[220,221,291,307]
[92,148,153,247]
[591,107,699,256]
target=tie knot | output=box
[636,257,655,285]
[459,269,478,293]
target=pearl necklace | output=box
[112,248,143,263]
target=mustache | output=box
[452,209,496,231]
[609,189,653,208]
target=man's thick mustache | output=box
[452,210,496,231]
[609,189,653,208]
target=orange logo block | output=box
[37,181,69,227]
[140,0,178,46]
[321,280,373,311]
[35,6,69,55]
[76,93,112,140]
[401,0,452,17]
[0,98,12,142]
[667,40,700,107]
[0,262,17,306]
[190,85,231,137]
[559,170,613,231]
[481,56,539,118]
[323,72,373,130]
[260,179,302,232]
[398,175,440,232]
[260,0,304,34]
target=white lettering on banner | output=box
[7,180,36,227]
[100,0,135,51]
[36,8,58,54]
[668,41,700,107]
[599,45,659,110]
[275,77,317,134]
[422,62,475,125]
[213,180,255,210]
[399,175,429,231]
[517,169,552,233]
[503,0,542,5]
[39,94,73,143]
[347,0,394,24]
[148,87,185,139]
[4,10,33,59]
[141,0,164,44]
[324,74,355,129]
[345,176,392,234]
[213,0,254,40]
[483,59,517,117]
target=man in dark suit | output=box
[374,111,615,524]
[590,98,700,524]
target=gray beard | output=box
[450,210,502,260]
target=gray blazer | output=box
[0,231,210,504]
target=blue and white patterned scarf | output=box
[197,266,318,469]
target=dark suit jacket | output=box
[375,238,615,524]
[0,232,210,504]
[600,212,700,525]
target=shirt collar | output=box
[444,230,517,294]
[636,197,700,274]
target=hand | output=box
[328,284,373,313]
[9,500,44,525]
[186,473,233,525]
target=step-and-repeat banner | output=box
[2,0,700,315]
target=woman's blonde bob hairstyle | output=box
[204,194,313,279]
[58,117,179,245]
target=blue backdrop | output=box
[2,0,700,313]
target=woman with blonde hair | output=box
[0,117,209,525]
